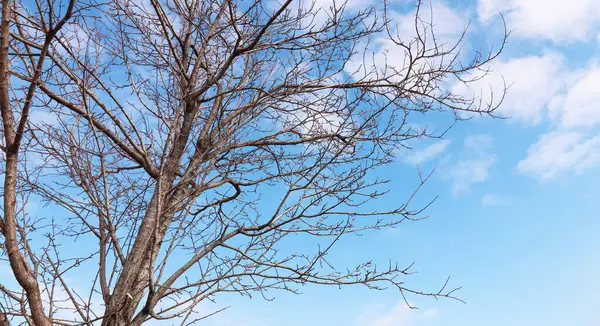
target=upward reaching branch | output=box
[0,0,76,325]
[0,0,507,325]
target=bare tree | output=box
[0,0,507,325]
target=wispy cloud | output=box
[422,308,440,318]
[405,140,451,165]
[452,53,567,125]
[447,156,496,194]
[556,65,600,128]
[481,194,510,206]
[518,131,600,179]
[354,301,440,326]
[478,0,600,43]
[442,135,496,195]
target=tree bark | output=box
[0,2,51,325]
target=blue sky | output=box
[189,0,600,325]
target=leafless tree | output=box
[0,0,507,325]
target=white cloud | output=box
[345,1,468,83]
[29,110,59,126]
[478,0,600,42]
[281,95,356,142]
[464,134,494,152]
[447,156,496,194]
[269,0,372,29]
[392,1,468,41]
[311,0,371,10]
[405,140,451,165]
[505,59,600,178]
[422,308,440,318]
[452,53,566,125]
[481,194,509,206]
[360,304,412,326]
[443,135,496,194]
[451,53,600,178]
[559,66,600,128]
[355,302,414,326]
[56,22,103,57]
[477,0,513,21]
[354,301,440,326]
[518,131,600,179]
